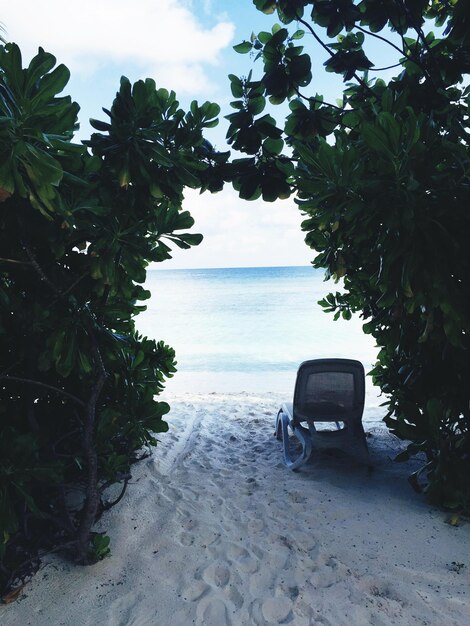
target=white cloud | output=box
[150,61,215,97]
[160,187,313,269]
[2,0,234,93]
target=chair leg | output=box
[279,411,312,471]
[349,429,371,466]
[274,410,283,440]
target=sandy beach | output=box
[1,392,469,626]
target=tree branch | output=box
[354,25,429,77]
[384,0,437,87]
[294,87,345,111]
[75,327,107,564]
[0,257,32,266]
[354,25,407,58]
[49,271,88,307]
[1,375,86,407]
[102,476,131,510]
[21,239,88,306]
[21,241,60,294]
[369,63,403,72]
[297,16,375,96]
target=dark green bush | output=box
[228,0,470,511]
[0,42,227,593]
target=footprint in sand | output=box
[235,552,260,574]
[249,596,294,626]
[224,542,260,575]
[310,555,349,589]
[196,597,231,626]
[202,562,231,588]
[243,477,259,495]
[262,596,294,624]
[251,544,265,560]
[225,583,244,610]
[288,491,307,504]
[177,531,195,547]
[226,542,250,561]
[248,518,266,534]
[180,515,196,530]
[181,579,209,602]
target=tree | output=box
[0,42,227,594]
[228,0,470,512]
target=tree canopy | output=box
[0,42,228,594]
[228,0,470,512]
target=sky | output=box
[2,1,398,269]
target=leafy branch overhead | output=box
[0,42,228,594]
[229,0,470,513]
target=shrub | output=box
[227,0,470,512]
[0,42,227,593]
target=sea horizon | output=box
[149,263,314,273]
[137,265,380,402]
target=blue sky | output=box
[2,1,400,269]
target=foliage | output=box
[229,1,470,511]
[0,42,227,594]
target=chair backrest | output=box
[293,358,365,425]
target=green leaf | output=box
[78,350,93,374]
[233,41,253,54]
[149,143,174,167]
[24,50,57,96]
[31,64,71,107]
[23,144,63,186]
[133,350,145,368]
[228,74,244,98]
[361,123,395,159]
[203,102,221,119]
[258,31,272,44]
[90,118,112,132]
[254,0,276,14]
[263,137,284,154]
[248,96,266,115]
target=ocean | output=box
[137,266,380,401]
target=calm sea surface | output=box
[137,266,380,401]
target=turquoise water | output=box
[137,266,379,398]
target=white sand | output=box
[1,392,469,626]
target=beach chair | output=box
[275,358,369,470]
